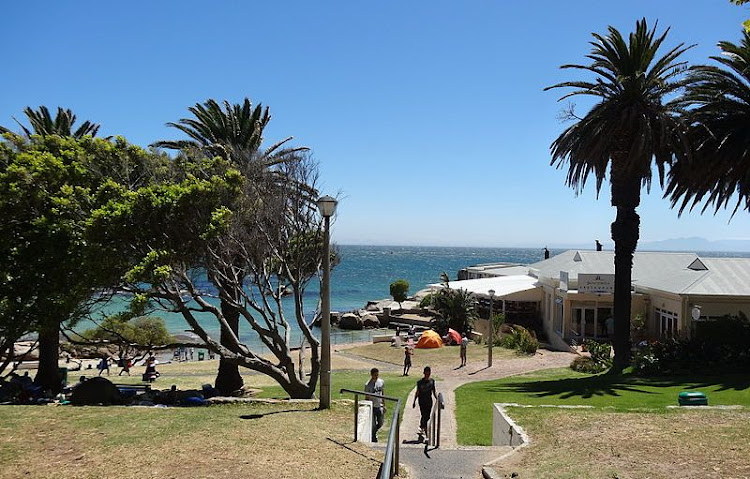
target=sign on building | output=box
[578,273,615,294]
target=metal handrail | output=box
[340,388,402,479]
[427,392,445,448]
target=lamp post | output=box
[317,195,337,410]
[488,289,495,368]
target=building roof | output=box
[431,275,540,301]
[529,250,750,297]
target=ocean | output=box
[89,245,750,351]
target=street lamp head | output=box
[488,289,495,298]
[316,195,338,218]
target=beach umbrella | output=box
[446,329,461,345]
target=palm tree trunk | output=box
[610,171,641,373]
[35,324,62,394]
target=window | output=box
[656,308,679,338]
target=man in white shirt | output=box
[364,367,385,442]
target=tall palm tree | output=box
[0,106,100,138]
[667,30,750,217]
[546,19,693,371]
[154,98,309,394]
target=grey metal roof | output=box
[529,250,750,297]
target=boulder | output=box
[70,377,122,405]
[361,313,380,329]
[338,313,363,330]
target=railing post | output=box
[394,414,400,477]
[354,393,359,442]
[436,398,441,449]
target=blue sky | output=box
[2,1,749,248]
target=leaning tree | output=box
[546,19,693,371]
[89,152,332,398]
[152,98,309,394]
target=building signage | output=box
[578,273,615,294]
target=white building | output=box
[444,250,750,351]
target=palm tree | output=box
[667,30,750,217]
[0,106,100,138]
[153,98,309,394]
[546,19,693,371]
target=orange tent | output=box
[415,330,443,349]
[446,328,461,345]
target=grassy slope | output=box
[456,368,750,445]
[0,402,381,479]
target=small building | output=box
[446,250,750,351]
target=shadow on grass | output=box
[240,409,310,420]
[327,438,382,464]
[482,372,750,401]
[491,374,655,400]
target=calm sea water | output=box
[89,245,750,351]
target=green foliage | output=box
[632,313,750,375]
[500,325,539,355]
[389,279,410,308]
[83,315,173,356]
[418,293,435,309]
[0,106,100,138]
[430,287,477,335]
[571,340,612,374]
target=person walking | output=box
[365,368,385,442]
[460,332,469,367]
[118,356,132,376]
[412,366,437,437]
[403,345,413,376]
[97,356,110,376]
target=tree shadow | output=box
[484,373,750,401]
[487,375,655,400]
[239,409,309,420]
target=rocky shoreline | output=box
[327,288,435,331]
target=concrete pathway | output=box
[396,349,575,479]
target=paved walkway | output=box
[395,349,575,479]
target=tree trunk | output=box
[610,166,641,373]
[215,298,244,395]
[34,325,62,394]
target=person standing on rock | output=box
[413,366,437,436]
[365,368,385,442]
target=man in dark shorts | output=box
[403,346,413,376]
[412,366,437,436]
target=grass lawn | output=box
[496,407,750,479]
[345,341,517,371]
[456,367,750,445]
[0,401,381,479]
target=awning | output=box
[430,275,540,301]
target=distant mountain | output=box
[640,237,750,253]
[548,237,750,253]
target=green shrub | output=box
[419,293,435,309]
[499,325,538,355]
[570,356,608,374]
[584,339,612,368]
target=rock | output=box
[70,377,122,405]
[361,314,380,329]
[338,313,363,330]
[365,302,380,312]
